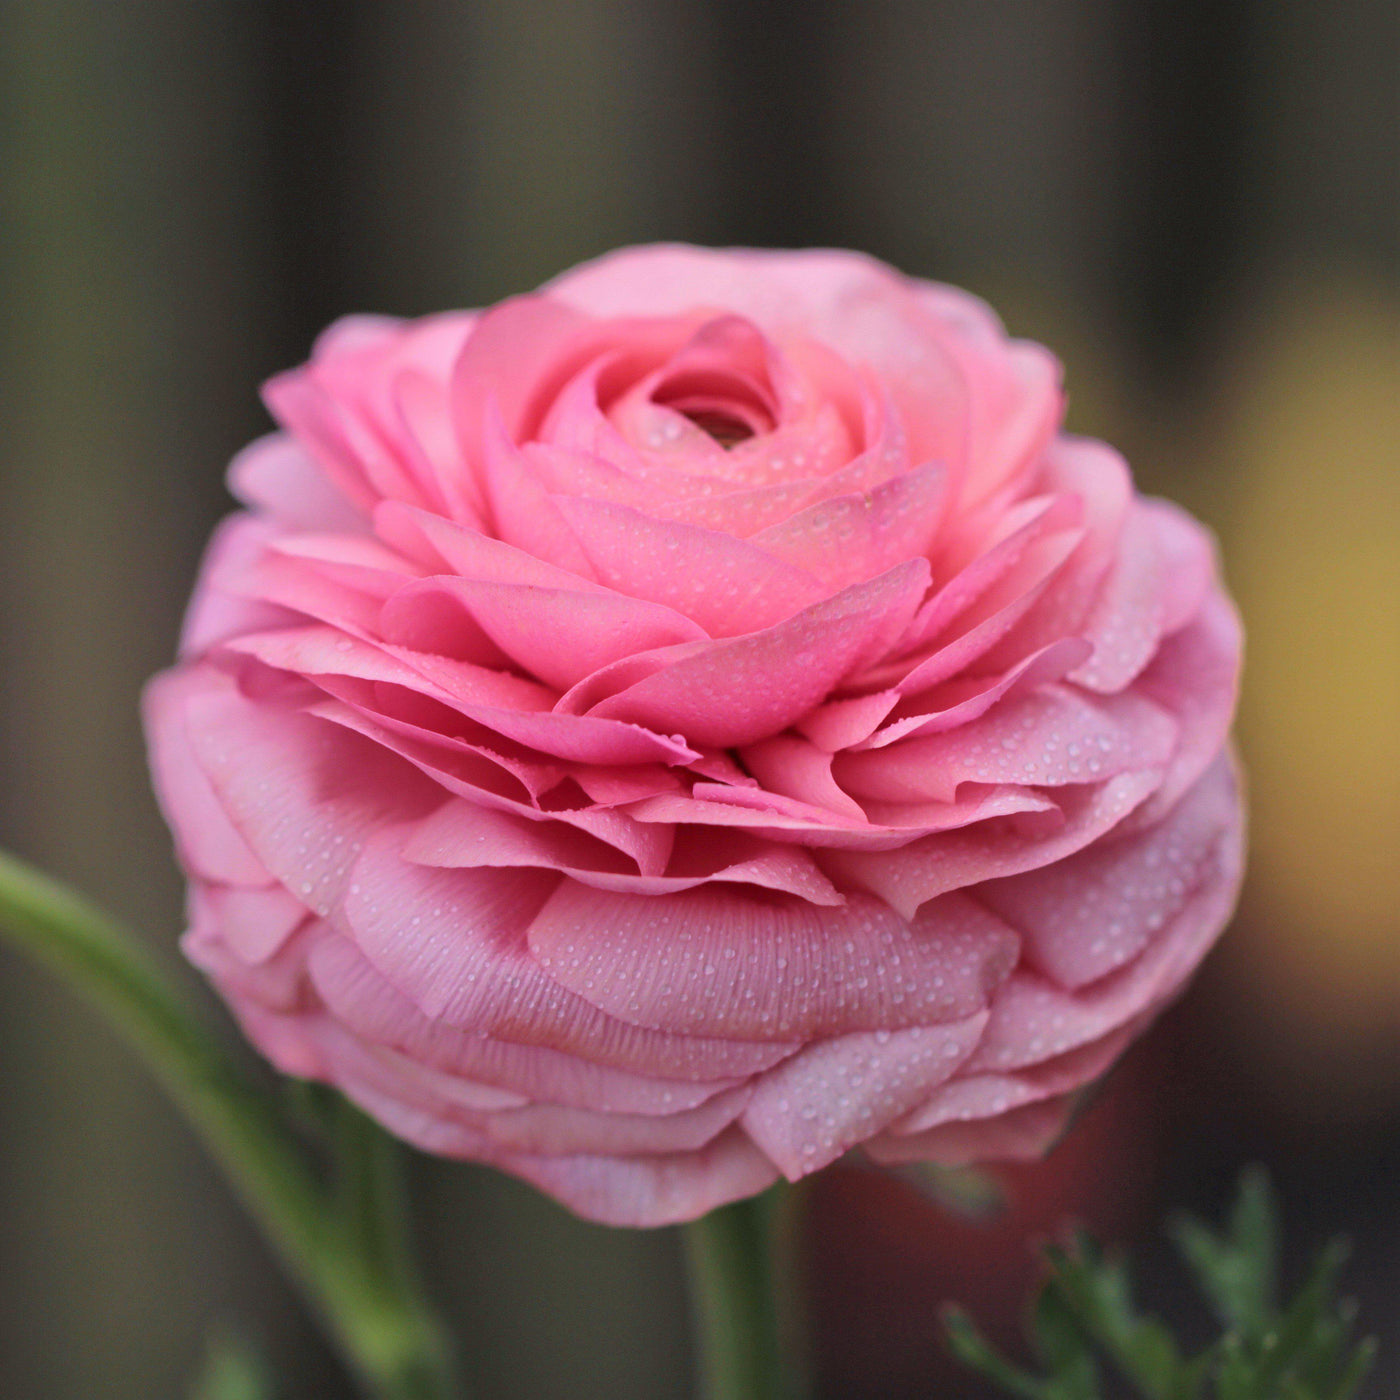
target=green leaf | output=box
[1258,1238,1350,1394]
[943,1306,1057,1400]
[1041,1235,1183,1400]
[1031,1286,1101,1400]
[1325,1336,1378,1400]
[1170,1166,1278,1337]
[942,1167,1380,1400]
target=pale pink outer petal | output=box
[178,515,309,659]
[302,927,764,1112]
[862,1095,1077,1167]
[1127,590,1243,827]
[527,883,1018,1040]
[292,1016,783,1224]
[888,1017,1145,1136]
[182,684,443,918]
[821,768,1163,920]
[741,1013,988,1178]
[143,669,273,887]
[964,759,1243,1076]
[198,885,308,964]
[337,831,801,1079]
[834,685,1178,806]
[228,434,368,534]
[482,1083,754,1156]
[976,757,1237,989]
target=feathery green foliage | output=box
[943,1168,1377,1400]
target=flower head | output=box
[147,246,1243,1225]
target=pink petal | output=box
[261,369,381,512]
[964,761,1243,1073]
[950,342,1064,512]
[582,559,932,747]
[306,311,478,515]
[199,884,309,964]
[796,690,903,752]
[475,401,597,575]
[333,835,798,1078]
[401,798,655,880]
[372,499,598,588]
[527,883,1018,1040]
[229,433,368,533]
[448,292,591,450]
[267,533,423,598]
[653,467,844,538]
[821,767,1163,918]
[851,785,1061,835]
[1066,504,1172,692]
[483,1083,753,1156]
[143,668,273,887]
[211,520,386,638]
[863,1094,1075,1167]
[891,1019,1145,1135]
[835,685,1178,805]
[975,436,1134,669]
[383,574,706,692]
[908,492,1082,651]
[405,798,843,904]
[741,1014,988,1178]
[549,245,977,480]
[500,1127,782,1227]
[1146,498,1217,634]
[1126,590,1242,828]
[977,758,1235,988]
[873,525,1084,694]
[234,624,699,767]
[179,515,308,658]
[183,907,313,1015]
[750,465,950,592]
[853,637,1092,749]
[310,313,407,360]
[547,244,911,329]
[740,734,868,822]
[305,930,749,1112]
[184,688,442,917]
[555,494,829,636]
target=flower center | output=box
[674,408,757,449]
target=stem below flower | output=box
[0,847,458,1400]
[681,1186,799,1400]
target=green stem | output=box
[0,847,458,1400]
[682,1186,797,1400]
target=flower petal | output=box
[527,882,1018,1040]
[742,1014,987,1178]
[581,559,932,747]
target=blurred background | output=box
[0,3,1395,1397]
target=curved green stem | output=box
[682,1186,801,1400]
[0,847,458,1400]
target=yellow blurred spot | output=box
[1222,270,1400,1088]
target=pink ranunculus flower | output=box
[145,246,1243,1227]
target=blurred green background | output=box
[0,4,1395,1397]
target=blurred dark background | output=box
[0,4,1395,1397]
